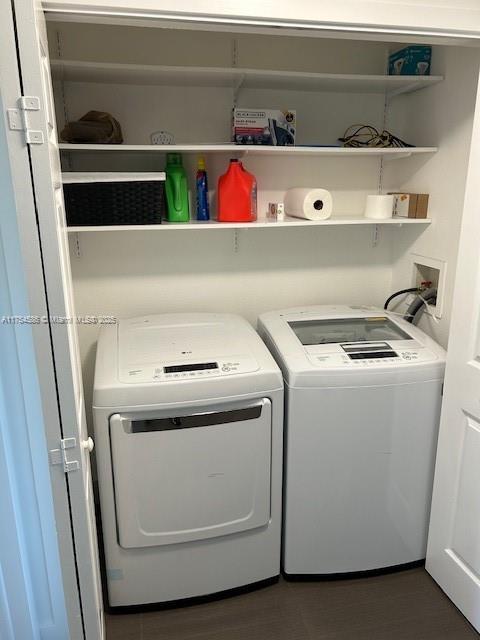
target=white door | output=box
[426,75,480,632]
[10,1,104,638]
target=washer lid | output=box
[258,305,447,387]
[288,315,412,346]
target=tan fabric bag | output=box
[60,110,123,144]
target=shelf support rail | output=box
[372,224,380,247]
[72,232,81,258]
[233,74,246,107]
[386,82,425,101]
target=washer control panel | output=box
[307,342,435,368]
[120,355,259,383]
[342,342,399,362]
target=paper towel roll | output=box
[364,195,394,219]
[284,188,333,221]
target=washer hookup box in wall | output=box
[232,109,296,145]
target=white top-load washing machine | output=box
[93,313,283,607]
[258,305,446,577]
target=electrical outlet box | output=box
[410,254,447,319]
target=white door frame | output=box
[1,1,85,638]
[11,1,104,636]
[41,0,480,40]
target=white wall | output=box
[48,22,390,71]
[42,0,480,37]
[384,45,480,346]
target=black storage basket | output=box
[63,178,165,226]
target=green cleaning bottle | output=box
[165,153,190,222]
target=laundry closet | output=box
[49,7,480,614]
[5,1,480,637]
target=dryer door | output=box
[110,399,272,548]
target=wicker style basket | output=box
[63,173,166,226]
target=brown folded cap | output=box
[60,110,123,144]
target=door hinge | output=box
[7,95,44,145]
[50,437,80,473]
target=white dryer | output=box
[258,305,446,577]
[93,313,283,607]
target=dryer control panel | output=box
[120,355,259,383]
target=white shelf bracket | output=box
[372,224,380,247]
[386,82,422,101]
[233,229,240,253]
[383,151,413,162]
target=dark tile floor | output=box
[105,568,478,640]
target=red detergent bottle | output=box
[217,159,257,222]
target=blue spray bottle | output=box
[196,156,210,221]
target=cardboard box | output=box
[415,194,429,219]
[391,193,417,218]
[388,45,431,76]
[232,109,296,146]
[390,193,429,219]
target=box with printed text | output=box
[232,109,296,146]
